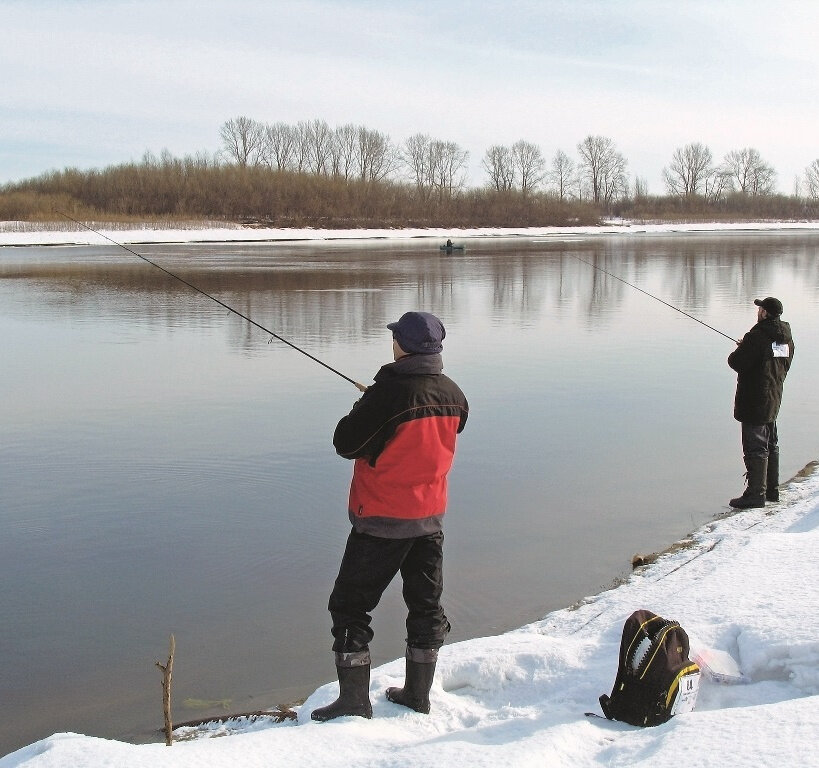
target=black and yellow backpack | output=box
[599,609,700,726]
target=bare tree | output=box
[721,147,776,195]
[331,124,358,179]
[601,150,628,205]
[804,159,819,199]
[511,140,545,194]
[403,133,434,199]
[662,142,714,197]
[356,127,398,182]
[703,168,730,203]
[633,176,649,199]
[748,158,776,196]
[548,149,575,201]
[577,135,606,204]
[183,150,216,171]
[575,174,592,202]
[219,116,265,166]
[429,140,469,198]
[577,135,628,204]
[305,119,334,175]
[262,122,296,171]
[403,134,467,199]
[482,144,515,191]
[291,121,312,173]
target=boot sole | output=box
[311,706,372,722]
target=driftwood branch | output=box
[171,707,297,730]
[155,634,175,746]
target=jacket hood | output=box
[759,317,792,344]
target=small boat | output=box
[439,242,465,252]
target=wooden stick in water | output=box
[155,635,175,746]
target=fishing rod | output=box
[572,254,737,343]
[59,212,368,390]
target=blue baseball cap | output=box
[387,311,445,354]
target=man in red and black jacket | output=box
[311,311,468,722]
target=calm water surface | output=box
[2,231,818,753]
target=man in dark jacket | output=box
[727,296,794,508]
[311,311,469,722]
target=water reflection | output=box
[0,235,819,330]
[3,234,816,339]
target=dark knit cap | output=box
[387,311,445,354]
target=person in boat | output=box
[727,296,794,508]
[311,311,469,722]
[445,239,453,248]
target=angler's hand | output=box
[354,381,369,392]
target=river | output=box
[1,230,817,754]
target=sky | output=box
[3,431,817,765]
[2,1,819,195]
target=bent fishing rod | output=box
[572,255,737,343]
[59,212,367,390]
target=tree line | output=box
[0,150,595,228]
[218,116,473,203]
[1,115,817,226]
[217,116,819,205]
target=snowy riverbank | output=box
[3,462,818,767]
[2,220,819,246]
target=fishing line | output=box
[59,212,367,390]
[572,254,736,343]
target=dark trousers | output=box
[328,529,449,653]
[741,422,778,459]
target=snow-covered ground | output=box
[3,462,818,767]
[1,220,819,246]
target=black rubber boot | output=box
[311,650,373,722]
[766,449,780,502]
[729,454,768,509]
[386,646,438,714]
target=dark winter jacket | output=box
[333,353,468,538]
[728,317,794,425]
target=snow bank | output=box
[2,220,819,246]
[3,464,818,767]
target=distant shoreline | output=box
[2,220,819,247]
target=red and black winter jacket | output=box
[333,353,469,538]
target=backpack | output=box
[599,609,700,726]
